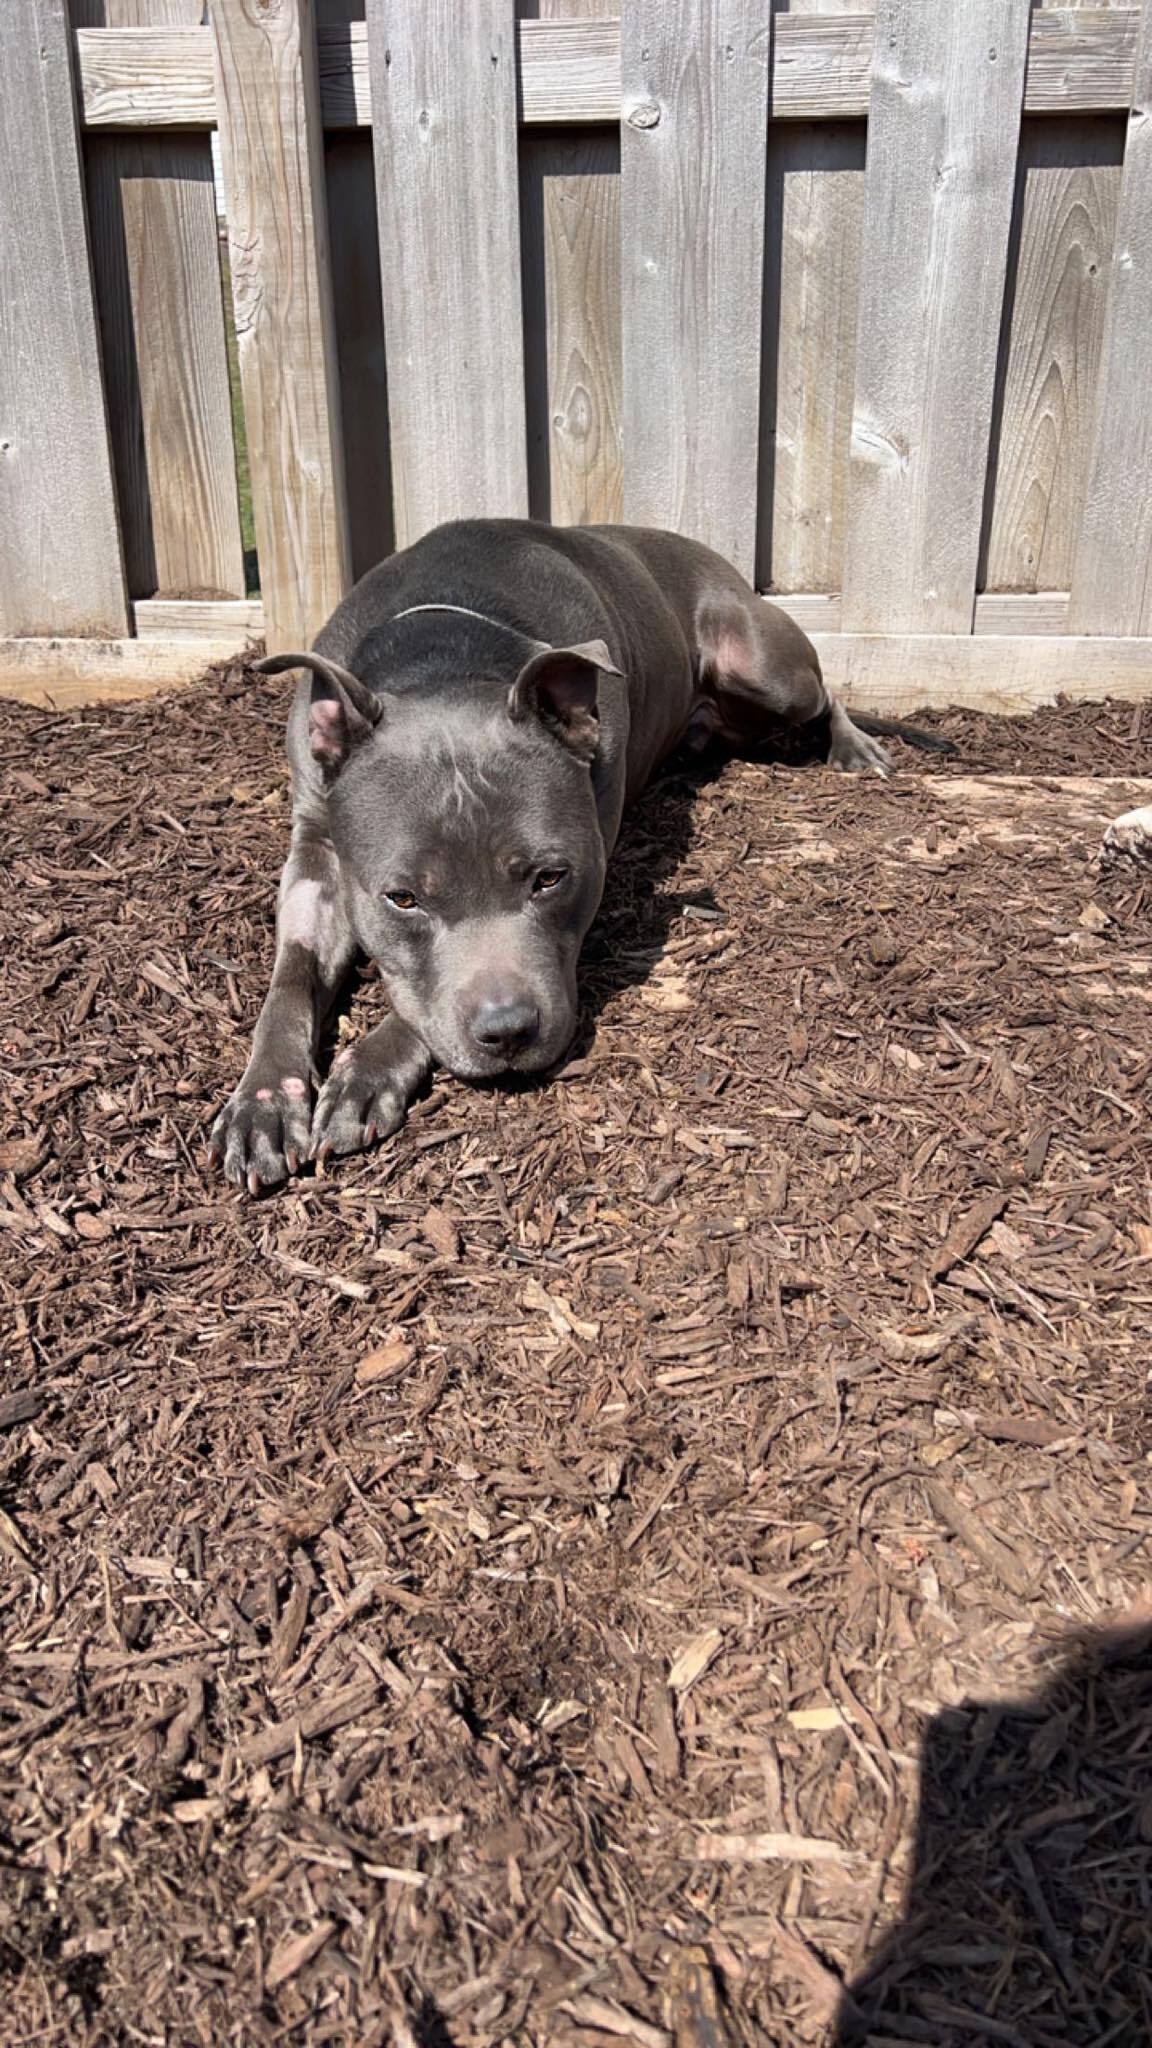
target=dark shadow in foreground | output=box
[834,1619,1152,2048]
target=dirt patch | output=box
[2,673,1151,2045]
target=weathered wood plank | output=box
[1025,6,1138,112]
[211,0,350,650]
[621,0,770,577]
[366,0,527,544]
[74,13,1144,131]
[134,597,263,638]
[973,591,1070,635]
[813,629,1152,713]
[316,0,393,582]
[768,592,1072,635]
[841,0,1031,634]
[1069,3,1152,632]
[983,120,1122,595]
[759,121,865,592]
[324,131,394,580]
[0,636,249,705]
[766,594,846,634]
[520,0,620,529]
[12,624,1150,714]
[517,17,621,123]
[770,8,871,115]
[83,0,245,604]
[521,121,622,526]
[77,24,218,125]
[0,0,128,637]
[83,136,154,595]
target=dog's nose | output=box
[470,994,541,1059]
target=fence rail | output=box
[2,0,1152,715]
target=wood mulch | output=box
[2,668,1151,2047]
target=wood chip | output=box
[559,1994,670,2048]
[787,1706,846,1732]
[694,1830,854,1867]
[667,1627,723,1693]
[0,1137,46,1176]
[924,1478,1033,1596]
[355,1337,416,1386]
[265,1920,337,1990]
[420,1205,460,1260]
[0,1386,47,1429]
[879,1312,977,1362]
[238,1680,380,1767]
[924,1190,1010,1281]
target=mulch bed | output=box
[2,670,1151,2048]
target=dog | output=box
[210,519,950,1190]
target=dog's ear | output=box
[507,640,622,762]
[255,652,382,772]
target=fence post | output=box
[212,0,350,651]
[840,0,1030,635]
[0,0,128,639]
[365,0,528,548]
[1069,0,1152,635]
[619,0,771,581]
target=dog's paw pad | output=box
[210,1073,313,1192]
[309,1059,407,1163]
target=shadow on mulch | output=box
[577,709,886,1045]
[836,1618,1152,2047]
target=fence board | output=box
[366,0,527,544]
[135,597,262,637]
[76,3,243,600]
[774,592,1072,634]
[759,122,865,592]
[7,624,1147,712]
[1069,3,1152,633]
[0,635,259,705]
[983,120,1122,595]
[841,0,1031,633]
[83,139,152,595]
[324,131,394,580]
[0,0,127,637]
[522,130,622,526]
[621,0,770,578]
[813,629,1152,713]
[211,0,350,649]
[521,0,620,530]
[317,0,393,583]
[74,13,1145,131]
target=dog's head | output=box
[259,640,620,1078]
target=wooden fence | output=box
[3,0,1152,714]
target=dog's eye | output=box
[385,889,419,912]
[533,867,568,894]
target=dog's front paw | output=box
[309,1045,408,1164]
[209,1070,313,1193]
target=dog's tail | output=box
[851,712,957,757]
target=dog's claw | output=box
[210,1074,314,1193]
[308,1054,407,1165]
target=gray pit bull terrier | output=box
[211,519,949,1191]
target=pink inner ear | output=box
[309,696,346,764]
[540,668,596,718]
[714,627,758,683]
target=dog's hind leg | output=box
[694,587,892,776]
